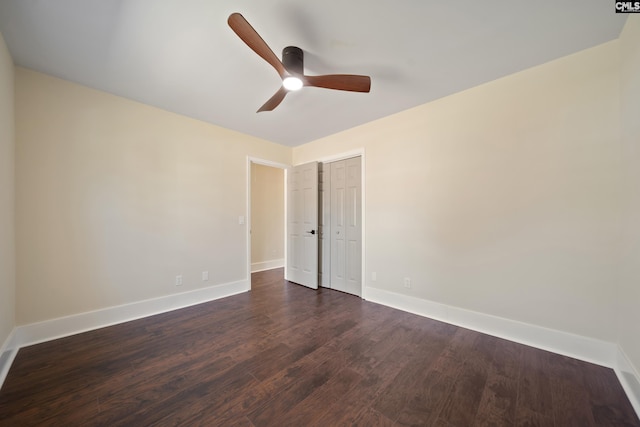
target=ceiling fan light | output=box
[282,76,303,91]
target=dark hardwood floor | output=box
[0,268,638,426]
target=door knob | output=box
[306,230,316,235]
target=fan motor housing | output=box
[282,46,304,75]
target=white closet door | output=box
[330,157,361,296]
[286,161,318,289]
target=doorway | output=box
[247,158,287,287]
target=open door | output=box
[286,161,318,289]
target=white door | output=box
[330,157,362,296]
[319,163,331,287]
[286,161,319,289]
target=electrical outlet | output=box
[403,277,411,288]
[176,274,183,287]
[371,272,377,282]
[202,271,209,281]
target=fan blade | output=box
[304,74,371,93]
[228,13,286,78]
[257,87,288,112]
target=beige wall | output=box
[15,68,290,324]
[294,41,622,341]
[619,16,640,380]
[250,163,284,265]
[0,33,15,346]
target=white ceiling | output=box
[0,1,628,147]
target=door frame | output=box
[293,148,366,299]
[246,157,289,289]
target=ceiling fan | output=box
[228,13,371,112]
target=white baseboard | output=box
[251,259,284,273]
[0,329,18,391]
[2,278,249,376]
[364,286,617,368]
[615,346,640,417]
[0,328,15,357]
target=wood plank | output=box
[352,406,397,426]
[473,339,522,426]
[395,370,457,426]
[281,367,363,426]
[551,378,597,427]
[434,354,489,425]
[515,348,555,426]
[308,345,415,427]
[246,357,343,426]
